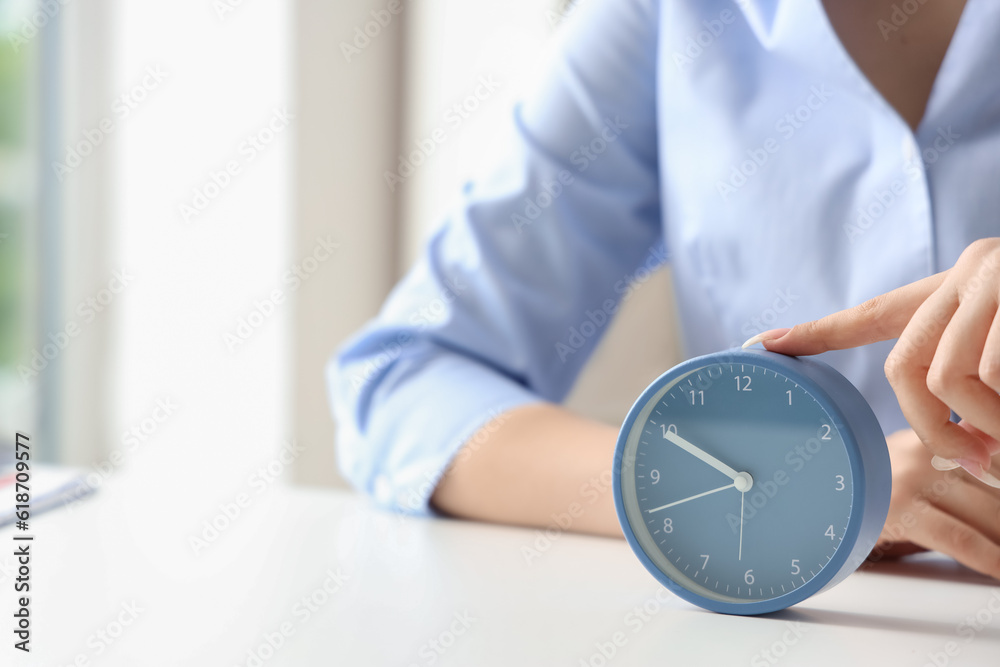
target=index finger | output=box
[753,272,949,355]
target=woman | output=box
[330,0,1000,578]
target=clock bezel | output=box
[613,348,890,615]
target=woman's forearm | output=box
[430,403,623,537]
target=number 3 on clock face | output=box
[612,349,891,615]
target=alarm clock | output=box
[613,348,891,615]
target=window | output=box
[0,3,38,440]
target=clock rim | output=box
[613,348,891,616]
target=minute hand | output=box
[662,431,740,480]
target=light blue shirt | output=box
[328,0,1000,514]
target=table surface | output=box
[4,477,1000,667]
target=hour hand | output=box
[662,430,752,492]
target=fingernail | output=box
[741,328,792,349]
[930,455,961,471]
[955,458,1000,489]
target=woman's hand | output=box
[870,428,1000,580]
[745,238,1000,487]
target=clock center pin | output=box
[733,472,753,493]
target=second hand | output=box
[739,491,745,561]
[646,483,735,513]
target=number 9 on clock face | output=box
[613,349,890,615]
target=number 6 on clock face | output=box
[612,349,891,615]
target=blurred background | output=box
[0,0,679,497]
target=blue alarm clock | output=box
[613,348,891,615]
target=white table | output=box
[5,477,1000,666]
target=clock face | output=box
[618,359,855,606]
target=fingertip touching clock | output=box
[613,348,891,615]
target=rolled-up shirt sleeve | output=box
[327,0,664,515]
